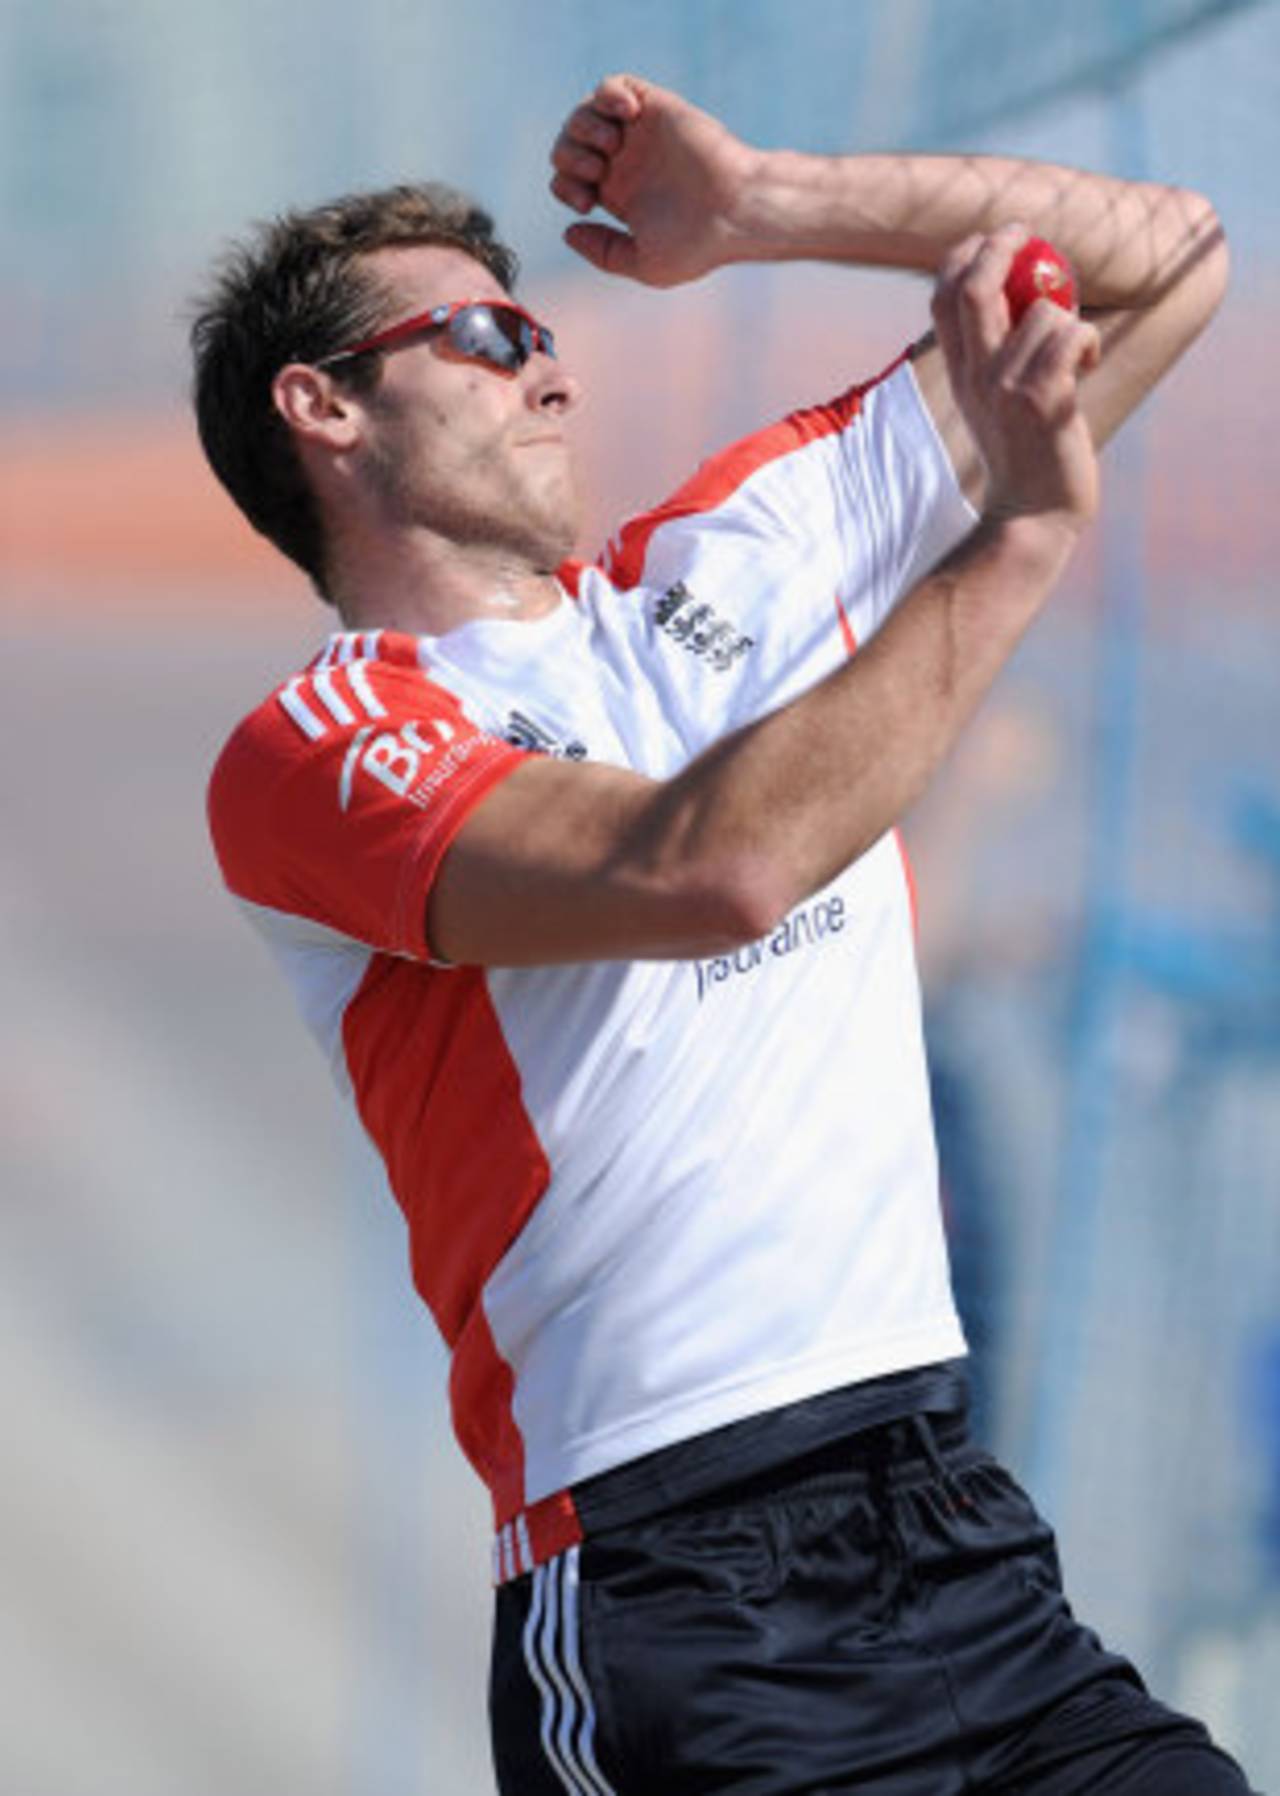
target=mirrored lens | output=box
[450,304,525,370]
[446,304,556,371]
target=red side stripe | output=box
[450,1303,527,1525]
[341,957,550,1525]
[604,351,912,592]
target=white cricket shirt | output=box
[209,354,978,1555]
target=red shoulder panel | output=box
[208,656,526,960]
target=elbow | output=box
[675,853,800,955]
[1169,188,1230,322]
[612,781,810,956]
[1198,201,1230,317]
[1186,188,1229,290]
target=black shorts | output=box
[490,1395,1256,1794]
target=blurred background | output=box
[3,0,1278,1790]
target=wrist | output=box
[715,145,786,264]
[722,149,847,264]
[720,149,944,271]
[973,510,1087,582]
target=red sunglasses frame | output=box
[311,298,556,372]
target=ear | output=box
[272,363,363,452]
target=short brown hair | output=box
[190,183,518,600]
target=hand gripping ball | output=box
[1003,237,1078,326]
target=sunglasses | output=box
[312,298,556,375]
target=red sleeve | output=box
[208,658,527,961]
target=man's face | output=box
[344,242,583,570]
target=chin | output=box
[528,502,582,570]
[531,463,582,557]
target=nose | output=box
[527,356,581,417]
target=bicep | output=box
[428,754,743,967]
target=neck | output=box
[326,523,568,637]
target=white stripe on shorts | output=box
[521,1548,616,1796]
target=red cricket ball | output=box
[1003,237,1078,325]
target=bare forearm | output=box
[728,148,1220,309]
[551,75,1226,354]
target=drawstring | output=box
[909,1414,973,1514]
[866,1426,913,1610]
[865,1415,972,1615]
